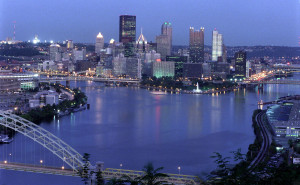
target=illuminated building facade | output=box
[67,40,73,49]
[136,30,148,53]
[152,61,175,78]
[49,44,61,61]
[119,15,136,57]
[189,27,204,63]
[212,29,223,61]
[95,32,104,55]
[246,61,251,78]
[0,71,39,91]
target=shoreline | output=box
[139,84,240,95]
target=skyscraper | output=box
[189,27,204,63]
[95,32,104,55]
[156,35,169,60]
[156,22,172,60]
[161,22,172,48]
[235,50,247,78]
[49,43,61,61]
[119,15,136,57]
[212,29,223,61]
[136,29,148,53]
[126,57,142,79]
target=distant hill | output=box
[173,45,300,58]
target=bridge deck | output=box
[0,162,201,184]
[0,162,76,176]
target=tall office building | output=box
[112,54,127,76]
[234,50,247,78]
[119,15,136,57]
[161,22,172,47]
[156,22,172,60]
[136,29,148,53]
[212,29,223,61]
[49,43,61,61]
[126,57,142,79]
[95,32,104,55]
[189,27,204,63]
[246,61,251,78]
[156,35,169,60]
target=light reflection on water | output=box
[1,73,300,184]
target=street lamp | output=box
[4,160,7,164]
[40,160,43,166]
[178,166,181,174]
[62,166,65,170]
[120,163,123,168]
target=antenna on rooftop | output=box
[13,21,16,41]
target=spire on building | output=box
[137,28,147,44]
[97,32,103,38]
[109,38,115,44]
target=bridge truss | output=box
[0,111,201,184]
[0,111,85,172]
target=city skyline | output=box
[1,0,300,46]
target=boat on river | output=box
[0,135,13,144]
[150,91,167,95]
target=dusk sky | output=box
[1,0,300,46]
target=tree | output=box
[121,175,141,185]
[106,177,125,185]
[208,149,260,184]
[139,162,169,185]
[209,152,231,179]
[95,169,105,185]
[78,153,91,185]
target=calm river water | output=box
[1,74,300,185]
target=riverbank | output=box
[20,87,87,124]
[140,76,238,95]
[140,84,240,95]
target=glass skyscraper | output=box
[235,50,247,78]
[212,29,223,61]
[119,15,136,57]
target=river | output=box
[1,74,300,185]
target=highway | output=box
[248,111,272,169]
